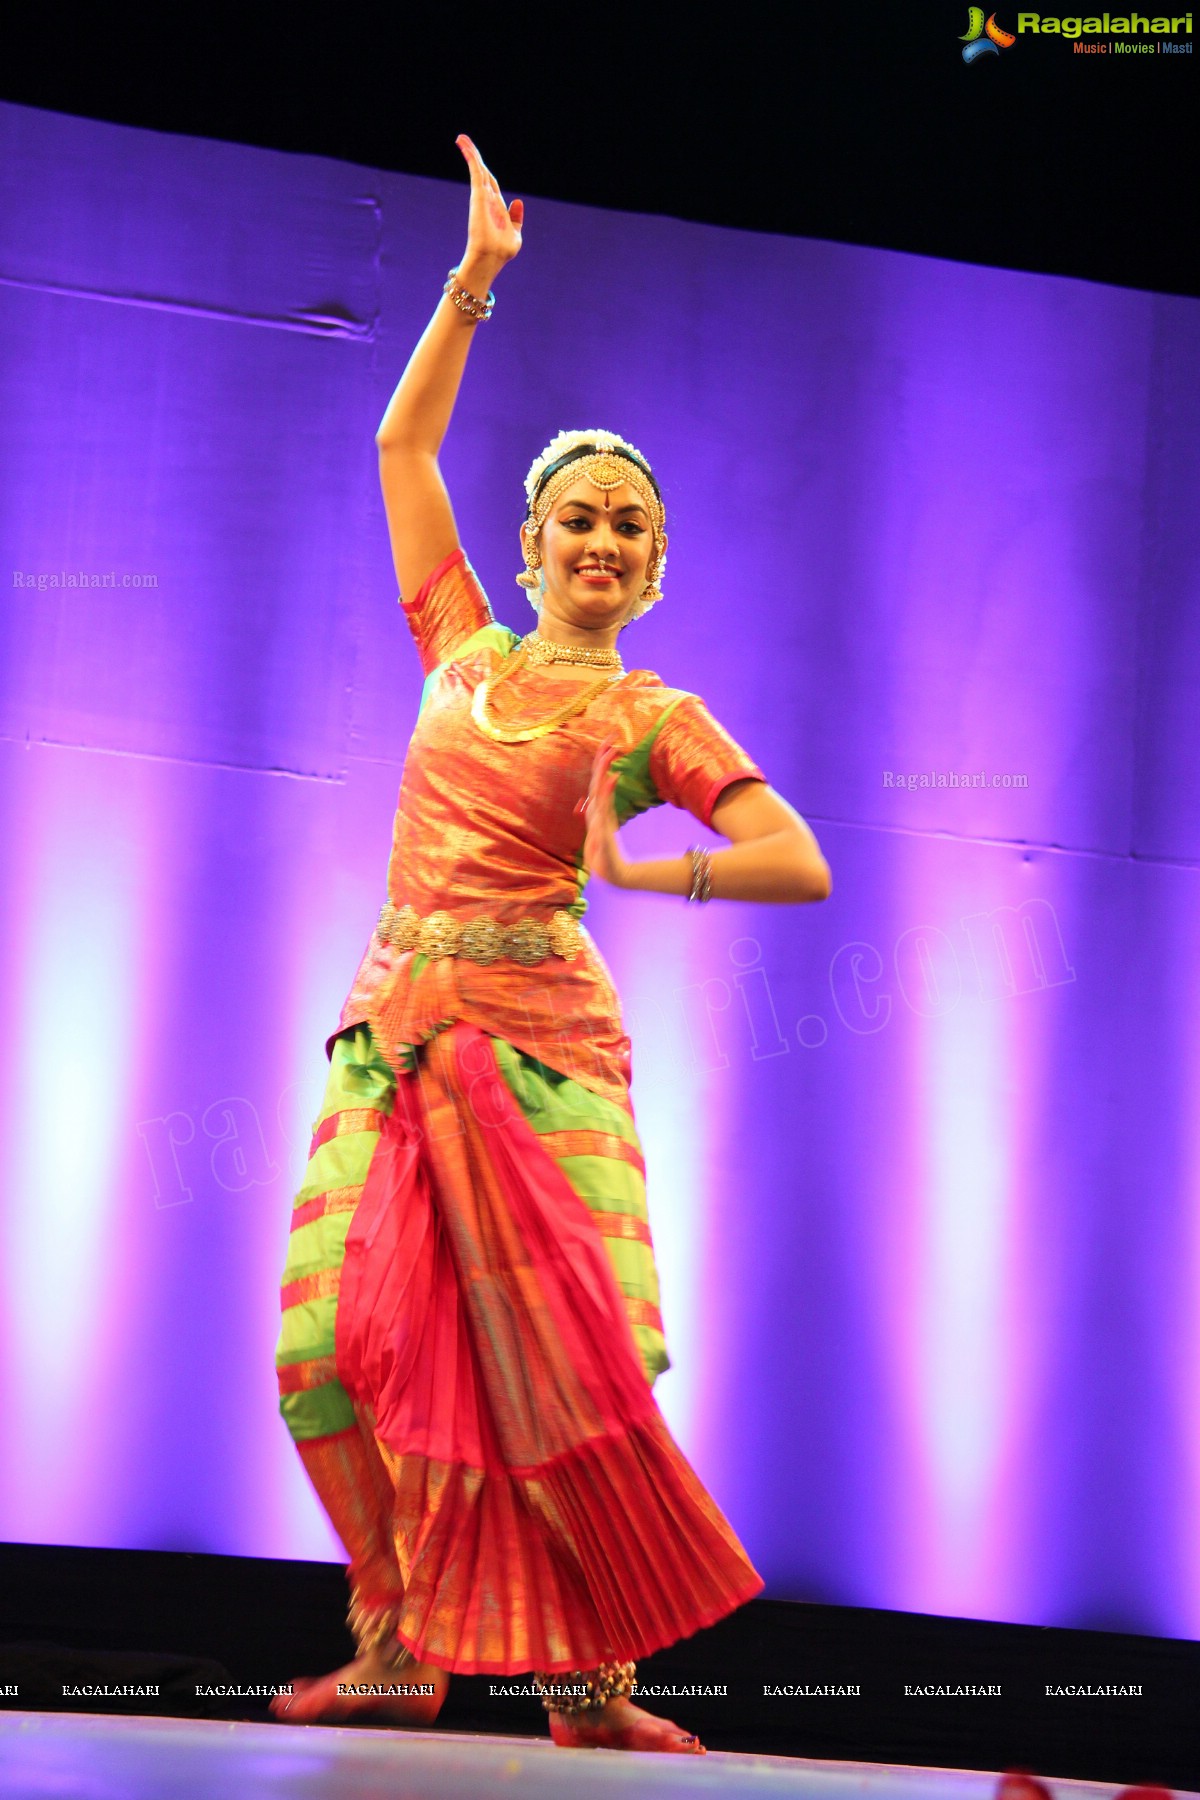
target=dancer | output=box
[271,135,832,1755]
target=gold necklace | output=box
[472,644,622,743]
[522,632,624,671]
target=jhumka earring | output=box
[516,529,542,591]
[639,531,668,607]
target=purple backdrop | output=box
[2,100,1198,1639]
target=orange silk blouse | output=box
[336,549,765,1107]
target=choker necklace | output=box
[522,632,624,671]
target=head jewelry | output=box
[518,429,667,617]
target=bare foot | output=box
[548,1695,705,1754]
[269,1646,449,1725]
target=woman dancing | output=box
[271,135,832,1755]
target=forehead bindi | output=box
[554,479,649,519]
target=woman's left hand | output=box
[580,740,631,888]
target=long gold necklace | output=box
[472,643,623,744]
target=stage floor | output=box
[0,1714,1189,1800]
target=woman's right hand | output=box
[456,134,524,278]
[374,134,522,604]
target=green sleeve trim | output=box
[610,694,693,826]
[418,624,520,717]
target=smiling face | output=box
[522,477,655,635]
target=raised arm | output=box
[376,135,524,602]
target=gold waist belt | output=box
[376,901,582,967]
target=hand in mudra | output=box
[456,134,523,268]
[580,741,632,889]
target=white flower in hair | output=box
[523,428,652,502]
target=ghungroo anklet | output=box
[347,1594,414,1672]
[533,1660,636,1714]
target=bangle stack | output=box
[444,267,495,322]
[687,845,713,904]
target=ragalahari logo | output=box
[960,7,1018,56]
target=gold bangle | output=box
[444,267,495,322]
[687,845,713,904]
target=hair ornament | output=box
[523,429,655,504]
